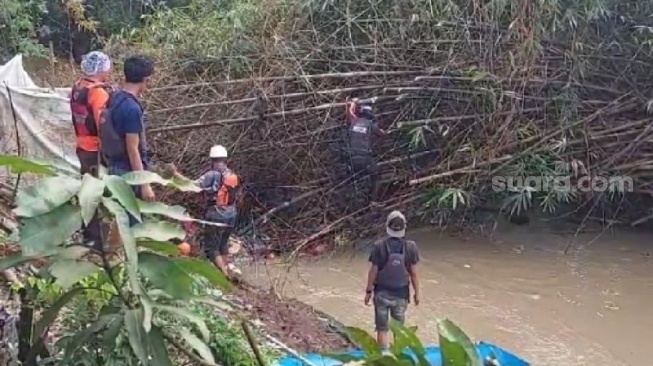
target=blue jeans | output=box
[108,165,142,226]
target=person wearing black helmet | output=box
[346,98,387,206]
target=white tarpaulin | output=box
[0,54,80,184]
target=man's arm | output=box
[407,242,420,297]
[366,243,381,292]
[88,87,110,130]
[371,119,387,137]
[366,264,379,293]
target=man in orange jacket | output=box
[70,51,113,248]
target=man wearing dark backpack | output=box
[168,145,242,277]
[70,51,114,248]
[364,210,420,349]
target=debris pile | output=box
[141,24,653,251]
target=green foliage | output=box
[191,302,280,366]
[437,319,480,366]
[336,319,481,366]
[125,0,265,74]
[0,0,47,58]
[422,187,470,225]
[0,154,234,365]
[500,153,578,217]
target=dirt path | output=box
[229,284,351,352]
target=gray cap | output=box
[386,210,406,238]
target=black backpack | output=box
[99,92,142,161]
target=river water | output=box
[244,221,652,365]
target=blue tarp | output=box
[274,342,530,366]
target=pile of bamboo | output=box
[139,17,653,251]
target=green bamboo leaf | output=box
[389,321,410,356]
[122,171,168,186]
[171,175,203,192]
[323,354,364,363]
[396,353,418,366]
[57,245,90,260]
[133,221,185,241]
[437,319,481,366]
[0,252,31,271]
[49,259,100,289]
[146,325,174,366]
[124,308,174,366]
[122,170,201,192]
[389,319,428,366]
[155,305,210,342]
[139,251,194,300]
[142,295,154,333]
[138,240,180,255]
[60,313,119,365]
[179,327,216,364]
[137,200,192,221]
[346,326,382,357]
[18,203,82,256]
[103,197,141,295]
[78,173,106,225]
[102,314,124,349]
[13,176,82,218]
[0,155,55,175]
[172,257,233,291]
[369,355,407,366]
[124,308,150,364]
[33,287,85,345]
[104,174,141,222]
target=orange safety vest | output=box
[70,78,112,152]
[215,170,242,207]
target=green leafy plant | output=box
[421,186,471,226]
[0,155,232,365]
[0,0,47,58]
[328,319,481,366]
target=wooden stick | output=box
[262,334,321,366]
[151,70,425,92]
[150,95,404,133]
[4,83,22,203]
[241,321,267,366]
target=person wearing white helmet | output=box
[169,144,242,277]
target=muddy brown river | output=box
[244,221,652,365]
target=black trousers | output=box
[201,207,236,261]
[349,153,380,201]
[76,149,104,248]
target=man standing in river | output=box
[364,210,420,349]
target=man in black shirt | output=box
[345,98,386,205]
[365,210,420,349]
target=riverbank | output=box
[243,220,653,366]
